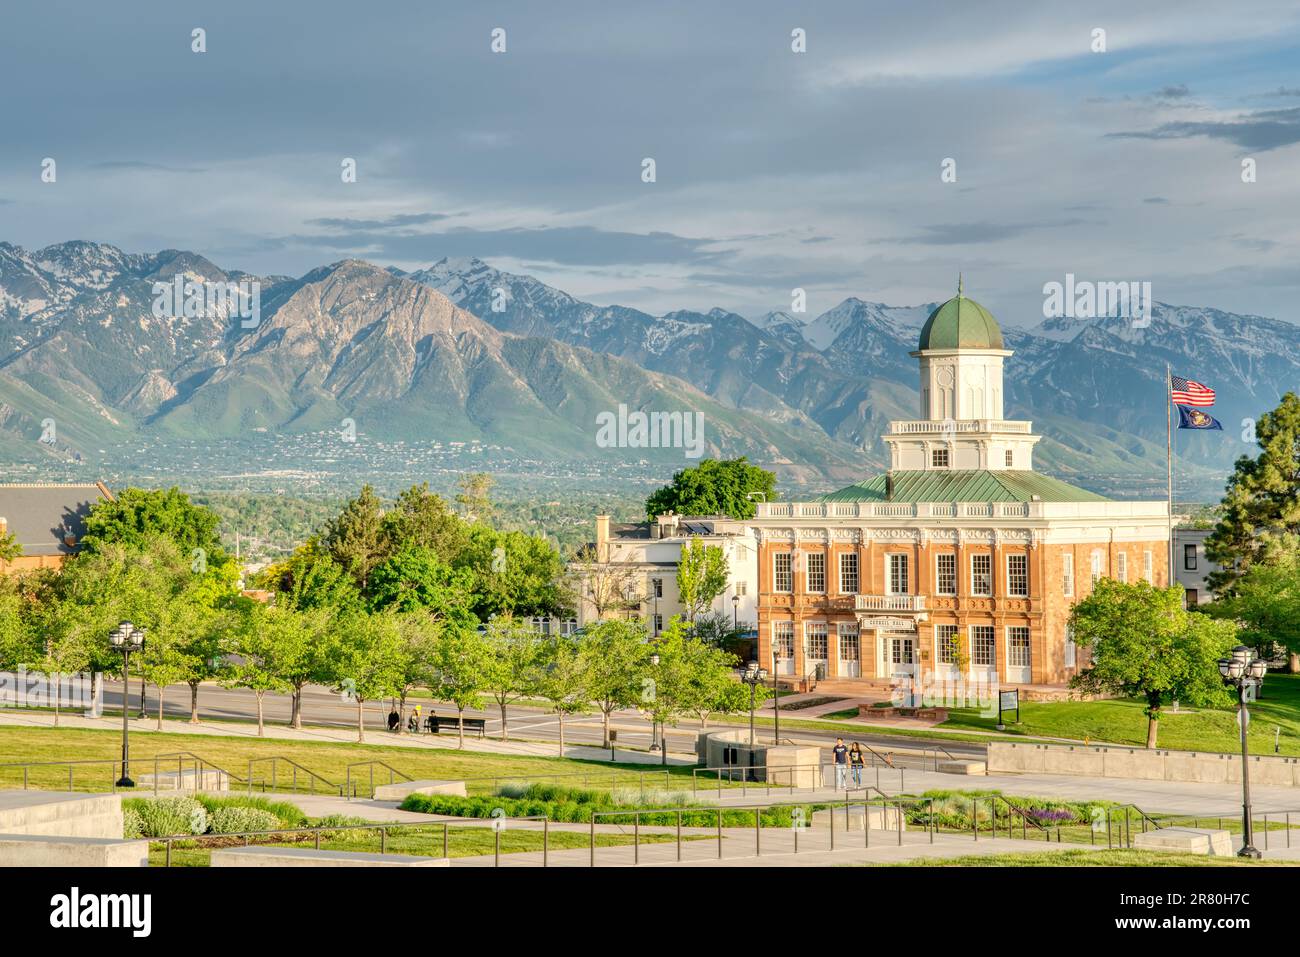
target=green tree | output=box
[321,485,388,592]
[644,458,776,520]
[368,546,477,623]
[429,624,493,748]
[643,620,744,763]
[1206,392,1300,592]
[266,542,363,613]
[327,611,406,743]
[79,487,229,568]
[0,527,21,563]
[392,611,442,734]
[482,615,546,741]
[222,601,293,736]
[1205,551,1300,670]
[579,618,651,748]
[457,526,565,620]
[382,484,468,560]
[1070,580,1238,748]
[455,472,495,524]
[676,538,730,622]
[536,634,591,753]
[139,605,202,731]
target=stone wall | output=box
[988,742,1300,786]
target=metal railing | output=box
[457,768,682,800]
[151,816,551,867]
[245,756,344,796]
[0,753,248,795]
[344,760,413,800]
[588,796,918,865]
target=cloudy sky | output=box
[3,0,1300,325]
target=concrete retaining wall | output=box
[0,835,148,867]
[988,742,1300,786]
[0,791,124,838]
[211,846,449,867]
[372,779,467,801]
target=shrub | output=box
[208,807,284,835]
[195,795,307,828]
[123,797,208,837]
[123,806,144,840]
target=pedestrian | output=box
[849,742,865,787]
[832,737,849,790]
[387,708,399,732]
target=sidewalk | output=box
[0,709,699,765]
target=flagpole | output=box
[1166,363,1173,586]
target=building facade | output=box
[748,285,1169,690]
[576,512,759,634]
[1173,527,1220,608]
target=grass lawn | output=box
[938,672,1300,755]
[876,849,1297,867]
[0,725,704,796]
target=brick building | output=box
[748,284,1168,692]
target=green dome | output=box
[918,283,1004,351]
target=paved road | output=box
[90,678,987,764]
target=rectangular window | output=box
[1090,550,1103,587]
[1143,550,1153,584]
[734,581,747,596]
[562,618,577,636]
[1185,589,1198,608]
[971,625,996,667]
[887,554,910,594]
[1065,623,1077,668]
[838,553,859,594]
[1184,544,1198,571]
[935,554,957,595]
[652,614,663,635]
[1008,626,1031,668]
[806,552,826,593]
[1117,552,1128,584]
[971,554,992,596]
[931,448,950,468]
[936,624,959,665]
[1005,449,1014,467]
[837,623,859,661]
[804,622,828,660]
[773,553,792,593]
[652,577,663,598]
[772,621,795,661]
[1062,553,1074,597]
[1007,554,1029,597]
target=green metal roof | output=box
[819,470,1110,504]
[917,282,1004,351]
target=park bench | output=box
[425,714,486,738]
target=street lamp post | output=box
[771,646,781,744]
[738,660,769,747]
[648,650,664,765]
[732,593,739,633]
[110,621,146,788]
[1218,644,1267,858]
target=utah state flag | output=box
[1176,405,1223,430]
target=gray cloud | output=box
[1110,106,1300,151]
[306,213,454,230]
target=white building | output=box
[575,512,759,634]
[1173,527,1220,608]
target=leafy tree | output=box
[268,604,334,729]
[321,485,388,592]
[644,458,776,520]
[79,487,229,568]
[1206,392,1300,591]
[0,579,37,670]
[676,538,730,622]
[368,546,477,623]
[535,634,591,753]
[0,528,21,563]
[457,526,565,620]
[642,620,745,763]
[579,618,651,748]
[1070,580,1238,748]
[222,601,293,736]
[382,484,468,560]
[428,624,493,748]
[326,611,407,743]
[392,611,442,734]
[1205,551,1300,671]
[139,609,201,731]
[181,605,227,723]
[482,615,546,741]
[265,542,363,613]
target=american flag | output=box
[1170,375,1215,407]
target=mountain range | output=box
[2,240,1296,498]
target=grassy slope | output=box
[938,673,1300,755]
